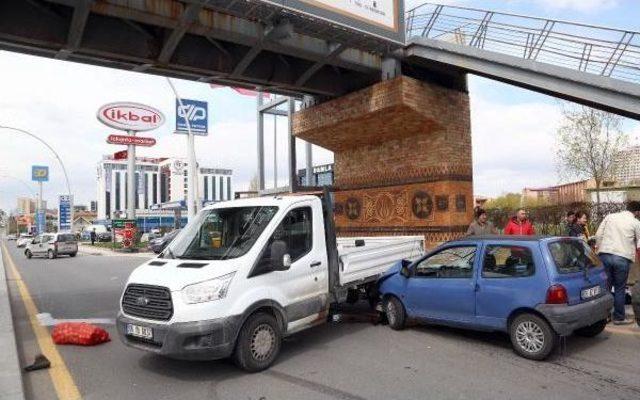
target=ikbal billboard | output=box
[260,0,405,44]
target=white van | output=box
[117,192,424,372]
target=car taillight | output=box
[546,284,568,304]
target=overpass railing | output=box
[405,3,640,84]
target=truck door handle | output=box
[310,261,321,268]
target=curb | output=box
[0,242,26,400]
[78,244,155,258]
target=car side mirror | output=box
[31,239,37,244]
[400,264,411,278]
[270,240,291,271]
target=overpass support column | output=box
[293,75,473,248]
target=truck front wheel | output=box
[232,312,282,372]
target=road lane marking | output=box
[1,242,82,400]
[37,312,115,327]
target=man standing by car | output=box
[90,228,96,246]
[595,201,640,325]
[466,209,497,236]
[504,208,535,235]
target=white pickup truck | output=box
[117,191,424,372]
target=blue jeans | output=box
[599,253,631,321]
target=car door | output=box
[475,241,547,331]
[253,202,326,326]
[32,235,44,255]
[404,244,479,324]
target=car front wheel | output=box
[510,313,557,360]
[47,250,56,259]
[25,250,32,259]
[385,296,406,330]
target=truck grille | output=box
[122,284,173,321]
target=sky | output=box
[0,0,639,211]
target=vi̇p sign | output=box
[32,165,49,182]
[175,99,208,136]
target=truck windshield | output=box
[163,206,278,260]
[548,239,601,274]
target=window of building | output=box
[482,245,535,278]
[212,176,217,201]
[115,172,121,211]
[144,174,149,210]
[415,246,476,278]
[227,176,231,200]
[204,176,209,201]
[219,176,224,200]
[153,173,158,205]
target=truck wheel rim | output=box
[251,324,275,361]
[515,321,544,353]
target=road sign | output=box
[58,195,73,232]
[97,102,165,131]
[114,150,128,160]
[32,165,49,182]
[107,134,156,146]
[35,209,46,234]
[175,99,208,135]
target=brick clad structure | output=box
[293,75,473,248]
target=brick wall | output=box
[293,75,473,248]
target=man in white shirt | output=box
[595,201,640,325]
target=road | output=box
[3,239,640,400]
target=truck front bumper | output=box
[116,312,241,361]
[535,293,613,336]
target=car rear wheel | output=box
[69,252,77,257]
[47,250,56,259]
[510,313,557,360]
[25,250,32,259]
[574,319,607,337]
[232,312,281,372]
[385,296,406,330]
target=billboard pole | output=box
[127,129,136,220]
[38,181,43,233]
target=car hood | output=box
[126,258,240,292]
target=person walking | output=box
[90,228,96,246]
[466,209,498,236]
[595,201,640,325]
[504,208,535,235]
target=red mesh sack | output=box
[51,323,111,346]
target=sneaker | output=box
[613,319,634,325]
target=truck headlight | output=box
[182,273,235,304]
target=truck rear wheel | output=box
[232,312,281,372]
[385,296,406,330]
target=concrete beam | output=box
[56,0,92,60]
[296,42,347,87]
[405,37,640,120]
[157,1,205,64]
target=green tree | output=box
[485,193,522,210]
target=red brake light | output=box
[546,284,568,304]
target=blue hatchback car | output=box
[378,236,614,360]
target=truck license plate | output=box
[126,324,153,340]
[581,285,601,300]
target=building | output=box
[96,155,233,220]
[90,201,97,212]
[523,179,600,206]
[613,146,640,185]
[16,197,45,214]
[297,163,334,187]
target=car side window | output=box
[482,245,535,278]
[33,236,41,244]
[414,246,476,279]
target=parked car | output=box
[148,229,181,254]
[117,192,425,372]
[7,234,17,241]
[16,234,34,248]
[378,236,613,361]
[82,224,111,242]
[25,232,78,259]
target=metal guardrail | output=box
[405,3,640,84]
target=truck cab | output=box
[117,193,423,371]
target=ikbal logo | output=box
[97,102,165,131]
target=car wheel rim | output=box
[387,301,397,325]
[250,324,275,361]
[515,321,545,353]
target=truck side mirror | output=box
[270,240,291,271]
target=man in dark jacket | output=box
[90,228,96,245]
[504,208,535,235]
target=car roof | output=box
[448,235,562,243]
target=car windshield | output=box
[548,239,601,274]
[163,206,278,260]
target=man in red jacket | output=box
[504,208,535,235]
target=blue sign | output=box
[35,210,46,234]
[175,99,208,136]
[32,165,49,182]
[58,195,73,232]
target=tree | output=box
[248,174,259,191]
[485,193,522,210]
[555,104,627,214]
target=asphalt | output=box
[3,239,640,400]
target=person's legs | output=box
[610,256,631,321]
[600,253,614,292]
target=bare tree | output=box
[247,174,259,191]
[555,104,627,214]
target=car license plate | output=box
[126,324,153,340]
[581,285,601,300]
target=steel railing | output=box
[405,3,640,84]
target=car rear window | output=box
[57,234,77,242]
[548,239,601,274]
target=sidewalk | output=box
[78,243,155,259]
[0,242,26,400]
